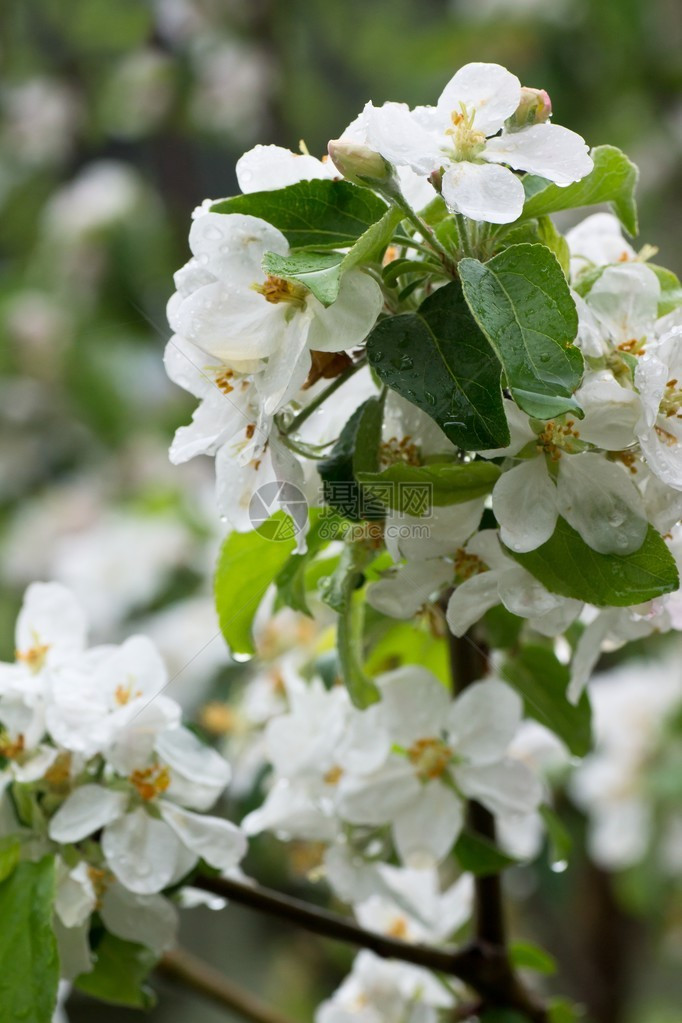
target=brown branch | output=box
[158,946,295,1023]
[195,874,547,1020]
[446,625,549,1021]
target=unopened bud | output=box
[506,87,552,130]
[327,140,391,184]
[429,168,443,193]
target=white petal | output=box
[364,101,442,175]
[49,785,128,843]
[188,212,288,285]
[307,271,383,353]
[155,726,230,811]
[498,564,564,620]
[447,679,522,764]
[160,802,247,872]
[493,458,557,553]
[446,571,501,637]
[556,453,648,554]
[256,311,312,415]
[385,499,484,561]
[102,808,193,894]
[479,398,535,458]
[575,370,641,450]
[100,882,178,955]
[16,582,87,664]
[173,281,286,362]
[393,783,464,866]
[441,161,524,224]
[337,704,391,775]
[566,212,636,276]
[455,758,543,817]
[484,123,592,184]
[236,145,334,193]
[436,63,520,136]
[377,667,450,744]
[55,860,96,929]
[366,559,454,619]
[242,779,338,842]
[586,263,660,344]
[338,761,419,826]
[163,335,215,399]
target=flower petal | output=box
[100,882,178,955]
[492,458,558,553]
[377,667,450,745]
[49,785,128,843]
[16,582,87,665]
[393,782,464,867]
[306,271,383,353]
[484,123,592,184]
[236,145,336,193]
[441,161,524,224]
[160,802,247,872]
[102,807,194,894]
[556,452,648,555]
[447,679,523,764]
[363,101,442,175]
[446,571,501,637]
[436,63,520,136]
[155,726,230,811]
[455,757,543,817]
[188,212,288,285]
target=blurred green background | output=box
[1,1,681,1022]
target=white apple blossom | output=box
[353,864,473,944]
[486,402,649,555]
[569,655,682,870]
[565,211,636,281]
[358,62,592,223]
[635,324,682,489]
[445,530,582,638]
[338,668,542,866]
[316,950,453,1023]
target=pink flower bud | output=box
[507,87,552,129]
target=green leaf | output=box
[275,509,342,615]
[507,518,679,607]
[0,837,20,883]
[650,264,682,317]
[76,934,157,1009]
[215,515,298,656]
[318,397,385,521]
[547,997,583,1023]
[454,830,518,876]
[510,941,557,975]
[502,645,592,756]
[537,216,570,278]
[367,281,509,450]
[357,460,500,513]
[0,856,59,1023]
[520,145,639,235]
[364,620,448,684]
[211,179,389,250]
[459,243,583,420]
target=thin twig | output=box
[158,946,295,1023]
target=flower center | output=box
[15,639,49,673]
[380,435,421,468]
[252,275,307,306]
[386,915,409,939]
[535,419,581,460]
[659,378,682,421]
[407,737,452,780]
[453,548,487,583]
[130,764,171,801]
[444,105,487,161]
[0,731,24,760]
[115,682,141,706]
[323,764,344,786]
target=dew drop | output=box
[232,651,253,663]
[204,226,223,241]
[550,859,568,874]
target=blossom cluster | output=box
[0,583,245,978]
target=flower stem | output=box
[278,359,364,437]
